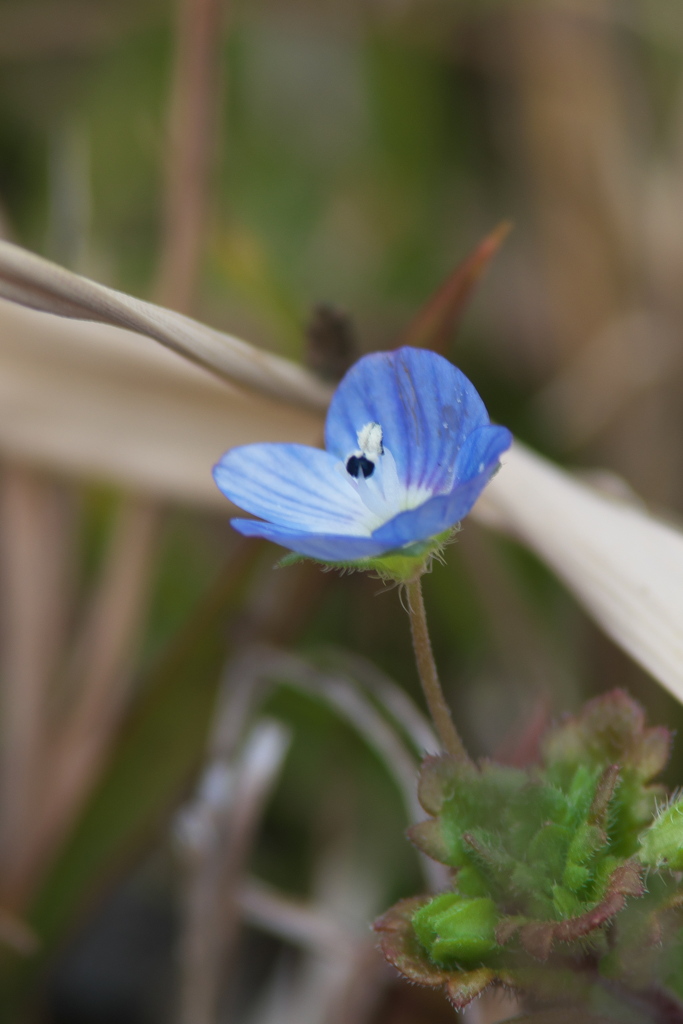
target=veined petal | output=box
[213,444,378,535]
[231,518,389,562]
[371,477,488,550]
[325,348,490,494]
[454,424,513,482]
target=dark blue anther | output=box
[346,454,375,479]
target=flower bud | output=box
[412,893,499,966]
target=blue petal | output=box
[454,424,512,482]
[213,444,372,534]
[371,427,512,549]
[231,519,389,562]
[325,348,490,494]
[371,476,488,550]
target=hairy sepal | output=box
[275,531,454,582]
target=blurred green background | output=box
[1,0,683,1021]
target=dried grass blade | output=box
[256,648,421,822]
[27,498,160,891]
[317,649,438,755]
[252,647,447,891]
[476,442,683,704]
[177,719,291,1024]
[237,877,353,957]
[400,221,512,353]
[0,467,72,901]
[0,240,331,411]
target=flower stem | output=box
[405,577,473,766]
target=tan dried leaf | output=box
[0,297,323,508]
[476,443,683,705]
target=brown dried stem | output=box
[24,498,160,898]
[0,468,73,901]
[154,0,225,313]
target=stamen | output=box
[345,422,384,479]
[346,454,375,478]
[357,422,383,457]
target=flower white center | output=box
[340,421,432,533]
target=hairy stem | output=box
[405,578,473,765]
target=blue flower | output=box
[213,347,511,570]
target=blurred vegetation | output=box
[1,0,683,1021]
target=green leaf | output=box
[639,796,683,870]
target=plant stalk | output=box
[405,577,473,766]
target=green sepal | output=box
[275,530,454,582]
[275,551,308,568]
